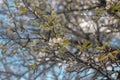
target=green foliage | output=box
[77,39,93,52]
[77,45,83,51]
[97,42,120,61]
[61,39,70,46]
[33,22,39,27]
[110,3,120,13]
[96,8,105,16]
[14,0,18,5]
[19,6,28,14]
[29,63,38,70]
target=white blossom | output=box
[48,37,63,46]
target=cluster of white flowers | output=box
[48,38,63,46]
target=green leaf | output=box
[33,7,39,13]
[96,46,105,50]
[29,63,37,70]
[83,39,88,47]
[77,45,83,51]
[98,53,108,61]
[87,43,93,48]
[112,50,120,55]
[33,22,39,27]
[103,42,109,48]
[27,46,34,51]
[108,53,115,61]
[14,0,18,5]
[62,40,70,46]
[19,6,27,14]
